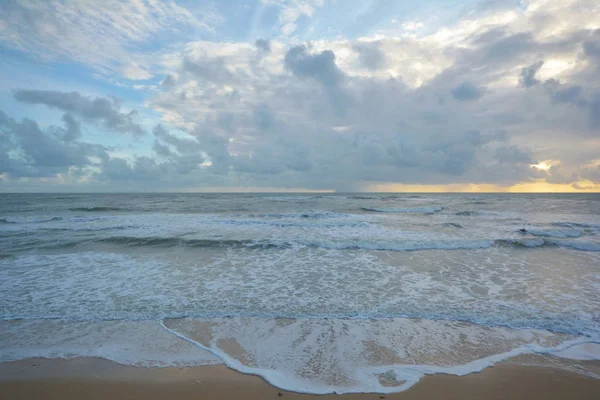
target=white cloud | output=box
[1,0,599,190]
[262,0,325,37]
[0,0,221,76]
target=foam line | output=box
[158,319,600,395]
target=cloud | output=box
[0,110,105,178]
[451,82,486,101]
[494,146,534,164]
[2,0,600,191]
[13,90,145,135]
[161,74,177,87]
[520,61,544,87]
[583,32,600,60]
[182,57,237,84]
[284,44,344,87]
[352,42,386,70]
[589,91,600,130]
[253,103,276,132]
[255,39,271,53]
[0,0,221,76]
[263,0,324,37]
[550,85,583,104]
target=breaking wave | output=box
[0,216,62,224]
[68,207,126,212]
[526,228,583,238]
[361,206,442,213]
[31,235,600,252]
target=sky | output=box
[0,0,599,193]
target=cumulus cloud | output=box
[589,92,600,130]
[13,90,145,135]
[550,85,584,105]
[352,42,386,70]
[255,39,271,53]
[520,61,544,87]
[2,0,599,190]
[451,82,486,101]
[0,110,105,178]
[284,45,344,87]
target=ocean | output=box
[1,193,599,393]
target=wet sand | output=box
[1,357,599,399]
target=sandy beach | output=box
[1,357,599,400]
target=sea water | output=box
[1,193,599,392]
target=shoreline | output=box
[1,357,599,399]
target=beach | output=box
[2,0,600,396]
[1,193,599,394]
[2,357,600,399]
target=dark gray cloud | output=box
[99,156,165,181]
[161,74,177,87]
[494,145,534,164]
[0,110,105,178]
[253,103,275,132]
[520,61,544,87]
[153,124,204,155]
[51,113,82,142]
[182,57,236,84]
[255,39,271,53]
[451,82,486,101]
[13,90,145,135]
[284,45,344,87]
[550,85,583,104]
[589,91,600,130]
[353,41,386,70]
[469,32,535,66]
[583,31,600,60]
[544,165,578,184]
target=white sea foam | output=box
[0,319,220,367]
[1,248,598,336]
[159,317,599,394]
[550,343,600,360]
[1,316,598,394]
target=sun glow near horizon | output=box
[364,180,600,193]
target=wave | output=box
[243,211,352,220]
[361,206,442,213]
[95,237,286,250]
[301,239,492,251]
[27,234,600,253]
[348,195,381,200]
[40,225,133,232]
[68,207,125,212]
[439,222,465,229]
[552,222,600,230]
[456,211,481,216]
[218,219,367,228]
[0,216,62,224]
[157,323,600,395]
[547,240,600,252]
[497,238,600,252]
[526,228,583,238]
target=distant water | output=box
[1,193,599,393]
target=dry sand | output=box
[1,357,600,399]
